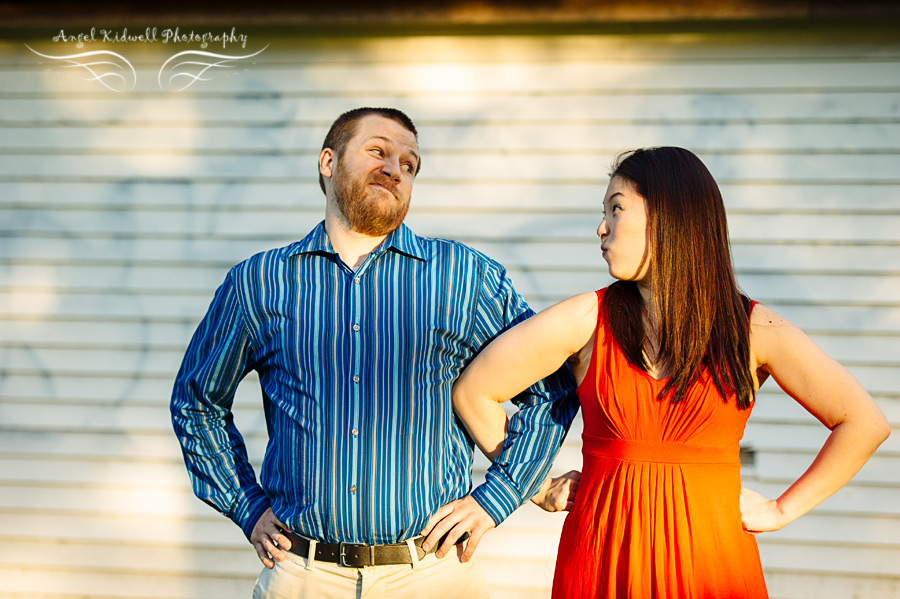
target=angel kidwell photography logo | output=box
[26,27,268,92]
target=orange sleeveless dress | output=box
[552,289,768,598]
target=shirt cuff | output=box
[230,484,271,540]
[469,470,524,526]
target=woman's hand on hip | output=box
[531,470,581,512]
[740,487,787,534]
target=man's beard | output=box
[332,156,410,237]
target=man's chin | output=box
[347,207,408,237]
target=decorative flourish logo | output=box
[25,44,137,92]
[26,28,266,92]
[157,46,269,92]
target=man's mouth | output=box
[368,176,399,198]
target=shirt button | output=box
[353,277,360,284]
[353,375,360,383]
[352,428,359,436]
[352,324,360,332]
[350,485,357,493]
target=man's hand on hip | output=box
[420,495,495,563]
[250,507,292,568]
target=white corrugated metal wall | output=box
[1,26,898,599]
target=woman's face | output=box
[597,176,651,284]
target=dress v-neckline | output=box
[639,350,669,383]
[640,366,670,383]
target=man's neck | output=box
[323,212,387,270]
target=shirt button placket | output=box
[349,270,363,529]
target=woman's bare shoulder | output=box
[749,302,813,369]
[531,291,601,358]
[750,302,787,327]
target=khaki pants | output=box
[252,543,489,599]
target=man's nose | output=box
[381,158,401,182]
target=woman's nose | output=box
[597,218,608,238]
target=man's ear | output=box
[319,148,335,180]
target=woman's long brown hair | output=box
[603,147,755,409]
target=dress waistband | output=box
[582,435,738,464]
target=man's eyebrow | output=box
[370,135,419,163]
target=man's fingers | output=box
[254,541,275,569]
[423,496,494,561]
[421,503,457,551]
[270,544,285,562]
[249,508,293,567]
[435,523,468,559]
[420,503,451,536]
[420,510,441,536]
[271,530,292,552]
[263,536,286,563]
[422,515,455,552]
[460,528,485,563]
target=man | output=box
[171,107,578,598]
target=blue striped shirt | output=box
[171,221,578,544]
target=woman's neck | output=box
[637,280,663,369]
[637,280,658,327]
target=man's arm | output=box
[421,260,580,561]
[170,270,271,541]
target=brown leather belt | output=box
[277,527,468,568]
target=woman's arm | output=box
[453,291,599,460]
[741,304,891,533]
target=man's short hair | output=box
[318,107,420,193]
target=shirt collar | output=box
[286,221,428,262]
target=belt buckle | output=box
[338,542,353,567]
[338,542,375,567]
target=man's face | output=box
[329,115,419,237]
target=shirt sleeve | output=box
[170,269,270,539]
[467,261,581,525]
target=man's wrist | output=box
[230,486,271,540]
[470,475,522,526]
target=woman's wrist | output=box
[772,497,797,530]
[529,476,552,506]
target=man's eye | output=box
[371,148,384,156]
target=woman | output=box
[451,147,890,598]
